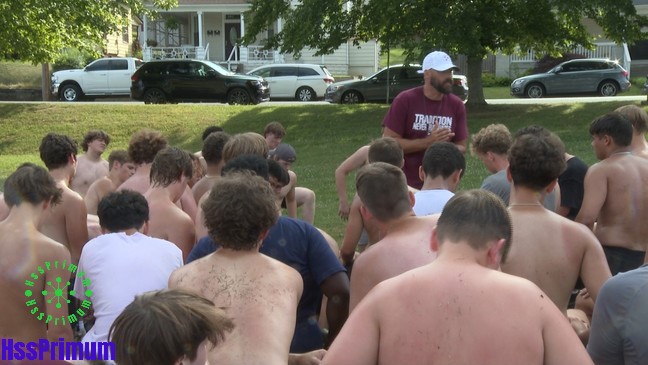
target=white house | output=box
[139,0,380,76]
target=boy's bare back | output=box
[350,215,438,311]
[146,197,195,261]
[503,207,610,312]
[0,221,73,342]
[579,154,648,252]
[170,252,302,365]
[39,183,88,264]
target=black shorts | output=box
[602,245,646,275]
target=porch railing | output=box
[143,44,209,61]
[247,45,276,62]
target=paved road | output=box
[2,95,646,105]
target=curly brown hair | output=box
[128,129,168,164]
[202,171,277,250]
[508,131,566,191]
[470,124,512,156]
[81,130,111,152]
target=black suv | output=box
[131,60,270,104]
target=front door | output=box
[225,22,241,62]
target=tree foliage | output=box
[243,0,648,105]
[0,0,177,64]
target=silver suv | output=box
[247,64,334,101]
[510,58,630,98]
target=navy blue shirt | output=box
[187,216,345,352]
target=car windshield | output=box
[202,61,234,75]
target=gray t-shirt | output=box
[588,264,648,365]
[480,169,557,210]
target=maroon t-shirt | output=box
[382,86,467,189]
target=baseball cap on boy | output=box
[418,51,459,74]
[270,143,296,163]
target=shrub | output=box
[52,48,97,71]
[532,53,587,74]
[481,73,513,87]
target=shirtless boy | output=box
[615,104,648,159]
[117,129,168,194]
[323,190,593,365]
[195,132,269,239]
[577,111,648,274]
[144,147,196,261]
[349,162,438,311]
[169,172,303,365]
[39,133,89,264]
[84,150,135,215]
[71,130,110,197]
[270,143,317,224]
[0,164,73,342]
[340,137,406,267]
[501,130,610,339]
[191,131,230,203]
[110,289,233,365]
[263,121,285,152]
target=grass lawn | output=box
[0,101,643,242]
[0,62,42,88]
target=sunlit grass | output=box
[0,101,642,241]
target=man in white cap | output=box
[382,51,468,190]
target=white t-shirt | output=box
[74,232,183,342]
[412,189,454,216]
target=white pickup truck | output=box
[51,57,143,101]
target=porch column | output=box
[142,14,148,48]
[240,13,245,38]
[197,11,204,47]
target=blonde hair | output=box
[222,132,269,162]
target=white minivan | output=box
[247,64,335,101]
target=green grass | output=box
[0,61,42,88]
[0,101,643,242]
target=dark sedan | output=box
[131,59,270,104]
[325,64,468,104]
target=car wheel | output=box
[341,90,363,104]
[227,88,251,105]
[60,84,82,102]
[525,83,545,98]
[143,88,167,104]
[598,81,619,96]
[296,86,316,102]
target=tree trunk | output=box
[465,54,487,107]
[41,63,51,101]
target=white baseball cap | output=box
[418,51,459,73]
